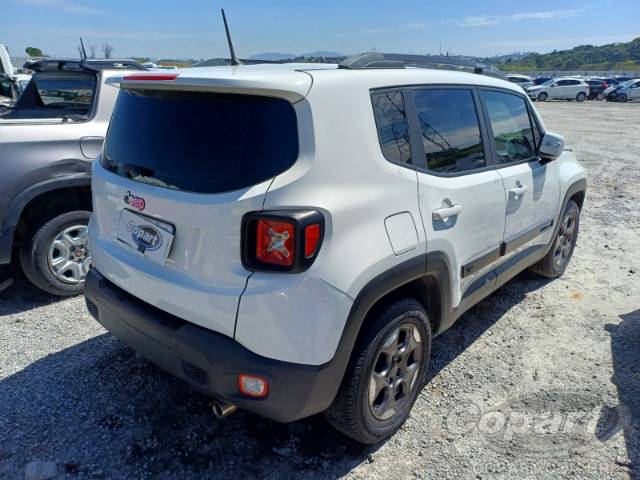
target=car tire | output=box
[538,92,548,102]
[530,200,580,278]
[576,92,586,102]
[616,93,628,103]
[324,298,432,444]
[20,210,92,296]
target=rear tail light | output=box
[242,210,324,272]
[256,219,295,267]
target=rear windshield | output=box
[102,89,298,194]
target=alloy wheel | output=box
[553,211,577,268]
[47,224,91,284]
[368,323,422,420]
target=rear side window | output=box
[371,91,412,165]
[481,90,536,164]
[102,89,298,194]
[414,88,485,174]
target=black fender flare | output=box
[0,173,91,264]
[544,177,587,256]
[326,251,453,398]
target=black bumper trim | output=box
[84,268,346,423]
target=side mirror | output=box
[539,132,564,161]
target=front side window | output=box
[481,90,536,165]
[371,91,412,165]
[414,88,485,174]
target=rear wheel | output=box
[617,93,628,103]
[538,92,548,102]
[20,210,92,296]
[530,200,579,278]
[325,298,431,444]
[576,92,586,102]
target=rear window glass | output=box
[102,89,299,194]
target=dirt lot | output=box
[1,101,639,480]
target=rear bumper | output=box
[84,268,346,422]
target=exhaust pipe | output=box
[211,400,237,419]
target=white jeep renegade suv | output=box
[85,54,587,444]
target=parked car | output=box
[605,79,640,102]
[585,79,610,100]
[84,54,587,444]
[0,58,146,296]
[526,77,589,102]
[506,74,534,90]
[533,76,552,85]
[0,44,31,107]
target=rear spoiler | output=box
[105,69,312,103]
[24,59,147,73]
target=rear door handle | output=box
[432,204,463,221]
[509,184,529,198]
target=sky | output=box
[1,0,639,60]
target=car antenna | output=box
[79,37,88,59]
[221,8,242,66]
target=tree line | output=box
[492,37,640,71]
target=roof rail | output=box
[338,52,506,79]
[23,58,147,72]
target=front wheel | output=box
[20,210,92,296]
[530,200,580,278]
[538,92,548,102]
[576,92,586,102]
[616,93,628,103]
[325,298,432,444]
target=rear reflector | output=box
[122,73,179,81]
[304,224,321,258]
[238,374,269,398]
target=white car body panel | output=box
[89,162,272,339]
[417,170,505,306]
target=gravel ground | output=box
[1,101,639,480]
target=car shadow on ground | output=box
[429,271,552,380]
[0,272,552,479]
[0,267,64,315]
[603,309,640,480]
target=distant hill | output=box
[249,50,344,61]
[496,37,640,71]
[249,52,296,61]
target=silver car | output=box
[0,58,146,295]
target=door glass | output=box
[481,91,536,165]
[413,89,485,174]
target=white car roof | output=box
[105,62,523,102]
